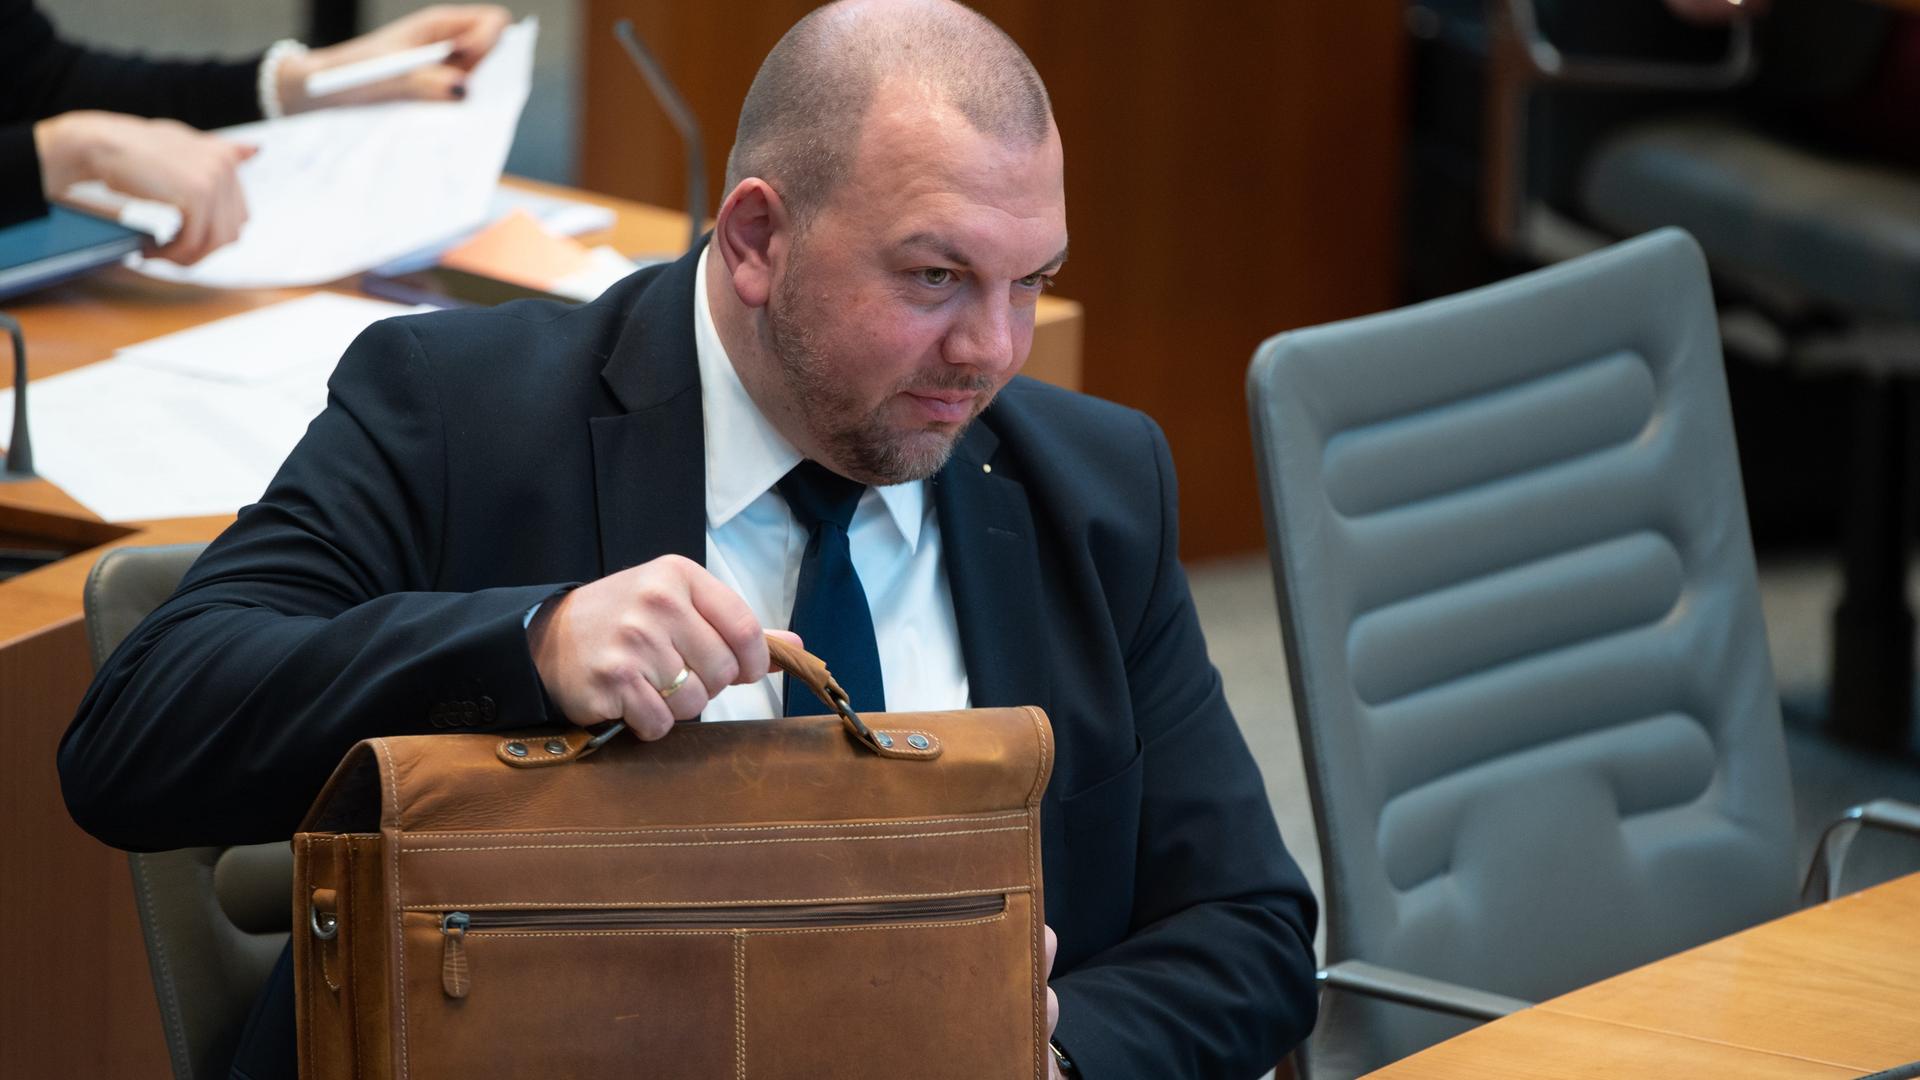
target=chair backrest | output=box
[84,543,292,1080]
[1247,228,1796,1072]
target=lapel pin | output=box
[982,463,992,474]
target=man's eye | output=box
[916,268,955,287]
[1018,273,1055,290]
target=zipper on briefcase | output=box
[438,893,1008,998]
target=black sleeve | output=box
[0,123,47,227]
[58,319,572,853]
[1049,415,1320,1078]
[0,0,265,226]
[1,1,264,130]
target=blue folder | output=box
[0,206,147,302]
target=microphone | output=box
[1,312,33,481]
[613,19,707,252]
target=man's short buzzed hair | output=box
[723,0,1053,225]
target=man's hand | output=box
[527,555,796,739]
[1046,924,1065,1079]
[1662,0,1768,24]
[33,112,255,265]
[278,4,514,114]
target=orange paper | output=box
[439,209,592,292]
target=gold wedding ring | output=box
[655,665,693,700]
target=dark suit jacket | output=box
[1,0,261,227]
[60,246,1318,1078]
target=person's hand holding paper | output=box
[131,16,540,289]
[37,114,255,265]
[274,5,514,113]
[25,3,515,268]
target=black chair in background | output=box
[1404,0,1920,752]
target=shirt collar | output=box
[694,247,926,550]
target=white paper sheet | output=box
[116,291,426,384]
[129,17,538,289]
[0,293,425,522]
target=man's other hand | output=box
[526,555,797,739]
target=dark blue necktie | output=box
[778,460,886,716]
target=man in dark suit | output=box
[60,1,1317,1076]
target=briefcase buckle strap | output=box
[497,731,597,767]
[766,634,944,758]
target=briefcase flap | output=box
[300,706,1053,837]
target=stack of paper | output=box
[0,292,428,522]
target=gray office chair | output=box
[83,542,292,1080]
[1248,229,1920,1078]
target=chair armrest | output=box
[1490,0,1755,92]
[1318,959,1532,1022]
[1800,798,1920,905]
[1480,0,1754,257]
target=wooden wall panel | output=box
[0,620,167,1079]
[582,0,1406,556]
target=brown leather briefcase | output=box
[292,639,1054,1079]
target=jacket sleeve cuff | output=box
[1049,984,1115,1080]
[418,582,579,733]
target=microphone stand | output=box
[613,19,707,252]
[1,312,33,481]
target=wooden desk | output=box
[1364,872,1920,1078]
[0,181,1083,1077]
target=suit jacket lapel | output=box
[934,420,1053,715]
[590,248,707,574]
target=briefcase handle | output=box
[581,633,920,758]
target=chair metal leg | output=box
[1827,376,1915,752]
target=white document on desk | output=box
[0,293,425,522]
[129,16,538,289]
[117,291,424,385]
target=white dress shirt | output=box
[693,248,971,720]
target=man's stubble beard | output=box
[766,262,996,486]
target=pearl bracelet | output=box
[257,38,310,120]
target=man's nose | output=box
[945,295,1020,375]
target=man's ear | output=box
[711,178,789,310]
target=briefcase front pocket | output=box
[739,890,1039,1079]
[399,891,1028,1079]
[400,909,735,1079]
